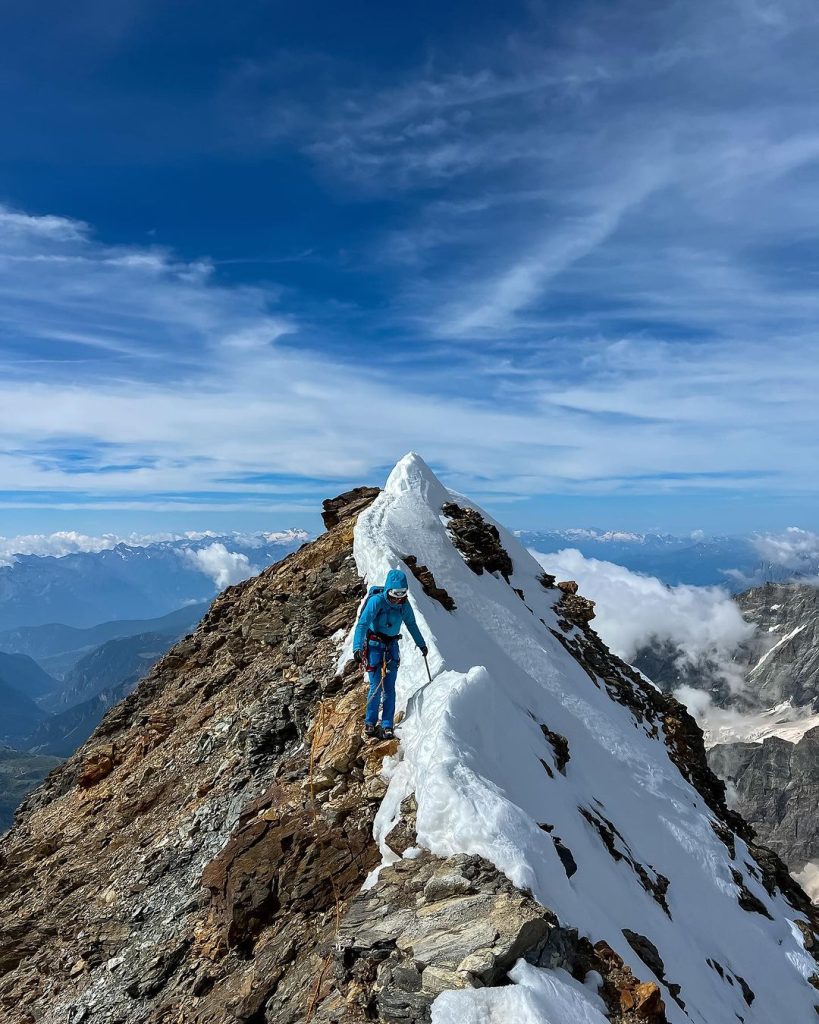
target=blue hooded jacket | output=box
[353,569,426,652]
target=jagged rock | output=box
[552,580,596,626]
[634,581,819,890]
[540,722,570,773]
[594,941,667,1021]
[553,837,577,878]
[76,744,123,788]
[332,852,564,1021]
[440,502,514,581]
[322,487,381,531]
[735,583,819,707]
[402,555,456,611]
[385,795,418,857]
[559,592,597,625]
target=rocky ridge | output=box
[0,475,816,1023]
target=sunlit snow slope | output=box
[348,454,818,1024]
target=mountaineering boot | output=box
[364,723,379,740]
[379,725,395,741]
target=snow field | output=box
[346,454,818,1024]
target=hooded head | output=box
[384,568,409,604]
[384,568,408,590]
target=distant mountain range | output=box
[44,628,191,714]
[0,602,210,679]
[0,677,50,747]
[0,529,309,823]
[517,528,812,589]
[0,531,308,630]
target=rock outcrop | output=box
[735,583,819,708]
[710,727,819,891]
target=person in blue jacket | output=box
[352,568,427,740]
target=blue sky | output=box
[1,0,818,537]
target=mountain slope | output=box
[24,681,132,758]
[0,602,209,677]
[0,458,815,1024]
[735,582,819,708]
[0,679,48,746]
[45,631,188,712]
[633,580,819,891]
[0,534,306,630]
[710,728,819,886]
[0,653,58,700]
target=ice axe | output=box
[422,652,434,684]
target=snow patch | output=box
[677,690,819,746]
[432,963,608,1024]
[750,624,806,674]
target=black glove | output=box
[419,645,428,658]
[353,649,365,667]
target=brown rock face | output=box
[321,487,381,530]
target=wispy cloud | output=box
[229,0,819,348]
[751,528,819,575]
[2,0,819,526]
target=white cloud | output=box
[751,527,819,574]
[0,529,310,568]
[793,860,819,902]
[0,531,122,567]
[531,547,755,690]
[182,542,258,590]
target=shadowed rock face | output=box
[735,583,819,708]
[0,488,815,1024]
[709,727,819,880]
[632,581,819,892]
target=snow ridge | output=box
[350,453,818,1024]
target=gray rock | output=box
[709,727,819,874]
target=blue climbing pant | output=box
[364,636,400,730]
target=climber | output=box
[352,568,428,741]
